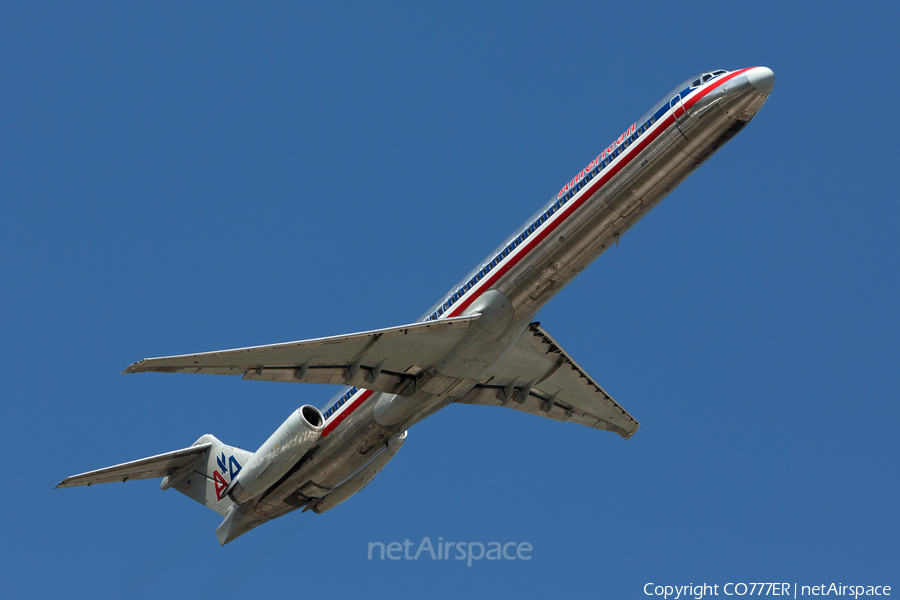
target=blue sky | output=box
[2,2,897,598]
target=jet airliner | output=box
[58,66,775,545]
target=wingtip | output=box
[622,421,640,440]
[122,360,144,374]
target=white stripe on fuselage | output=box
[441,85,683,318]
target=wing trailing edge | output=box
[123,316,480,395]
[457,323,640,439]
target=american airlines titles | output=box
[557,122,637,200]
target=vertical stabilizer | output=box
[162,434,254,517]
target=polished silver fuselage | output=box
[251,67,772,520]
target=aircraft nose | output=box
[746,66,775,95]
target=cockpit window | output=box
[637,69,728,125]
[692,69,729,88]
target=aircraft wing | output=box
[55,443,212,488]
[456,323,640,439]
[124,316,479,396]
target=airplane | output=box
[57,66,775,545]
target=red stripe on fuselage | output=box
[446,67,753,317]
[322,389,375,437]
[683,67,752,111]
[321,68,754,437]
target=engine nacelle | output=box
[226,405,324,504]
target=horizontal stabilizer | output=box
[457,323,639,439]
[124,316,479,395]
[55,444,212,489]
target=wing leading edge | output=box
[456,323,639,439]
[124,316,480,396]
